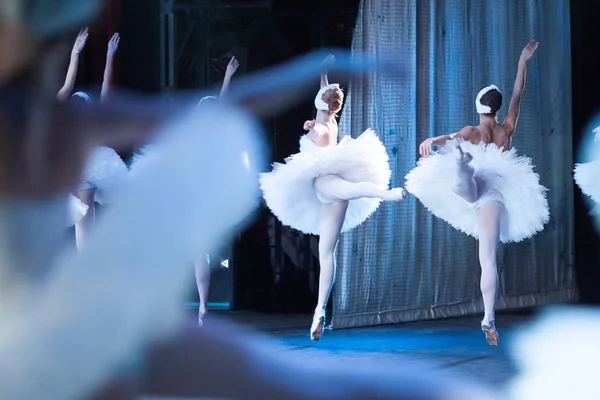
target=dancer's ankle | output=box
[482,311,495,325]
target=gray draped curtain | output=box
[333,0,576,329]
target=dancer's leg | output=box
[311,201,348,340]
[194,255,210,326]
[75,188,95,251]
[314,174,405,202]
[476,201,503,347]
[452,147,478,203]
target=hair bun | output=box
[322,87,344,112]
[328,99,342,112]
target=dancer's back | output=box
[457,123,512,151]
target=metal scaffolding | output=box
[159,0,271,91]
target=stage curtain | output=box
[332,0,576,329]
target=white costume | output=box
[574,127,600,204]
[68,195,88,227]
[259,85,391,235]
[73,92,129,204]
[405,139,549,243]
[405,85,549,243]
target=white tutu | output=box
[259,129,391,235]
[78,146,129,204]
[574,147,600,204]
[405,140,549,243]
[67,195,88,227]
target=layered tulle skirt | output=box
[78,146,129,205]
[574,146,600,204]
[68,195,88,227]
[259,129,391,235]
[405,140,549,243]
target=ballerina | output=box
[195,56,239,325]
[131,56,240,326]
[260,54,406,341]
[0,9,499,395]
[61,31,129,250]
[405,40,548,347]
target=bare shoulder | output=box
[500,120,516,136]
[455,125,479,140]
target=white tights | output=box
[75,188,96,251]
[194,255,210,320]
[313,174,404,315]
[452,161,501,325]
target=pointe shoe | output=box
[382,187,407,201]
[481,320,499,347]
[198,307,207,327]
[453,143,473,167]
[310,309,326,341]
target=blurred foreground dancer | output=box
[0,3,498,400]
[260,54,406,341]
[509,306,600,400]
[406,40,548,347]
[131,55,241,326]
[574,126,600,221]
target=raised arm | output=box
[218,56,239,99]
[320,54,335,88]
[502,40,538,135]
[101,33,120,103]
[56,28,88,101]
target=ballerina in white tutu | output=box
[260,54,406,341]
[405,40,548,347]
[58,30,129,249]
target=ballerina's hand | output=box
[226,56,239,78]
[519,40,539,63]
[72,27,89,55]
[322,54,335,67]
[303,119,316,131]
[419,138,434,157]
[107,32,120,56]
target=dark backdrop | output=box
[77,0,600,312]
[570,0,600,304]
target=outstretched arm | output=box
[418,127,477,157]
[101,33,120,103]
[502,40,539,135]
[320,54,335,88]
[218,56,239,99]
[57,28,88,101]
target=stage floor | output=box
[147,310,533,399]
[222,310,527,385]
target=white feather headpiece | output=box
[475,85,501,114]
[314,83,341,111]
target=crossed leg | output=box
[314,174,406,202]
